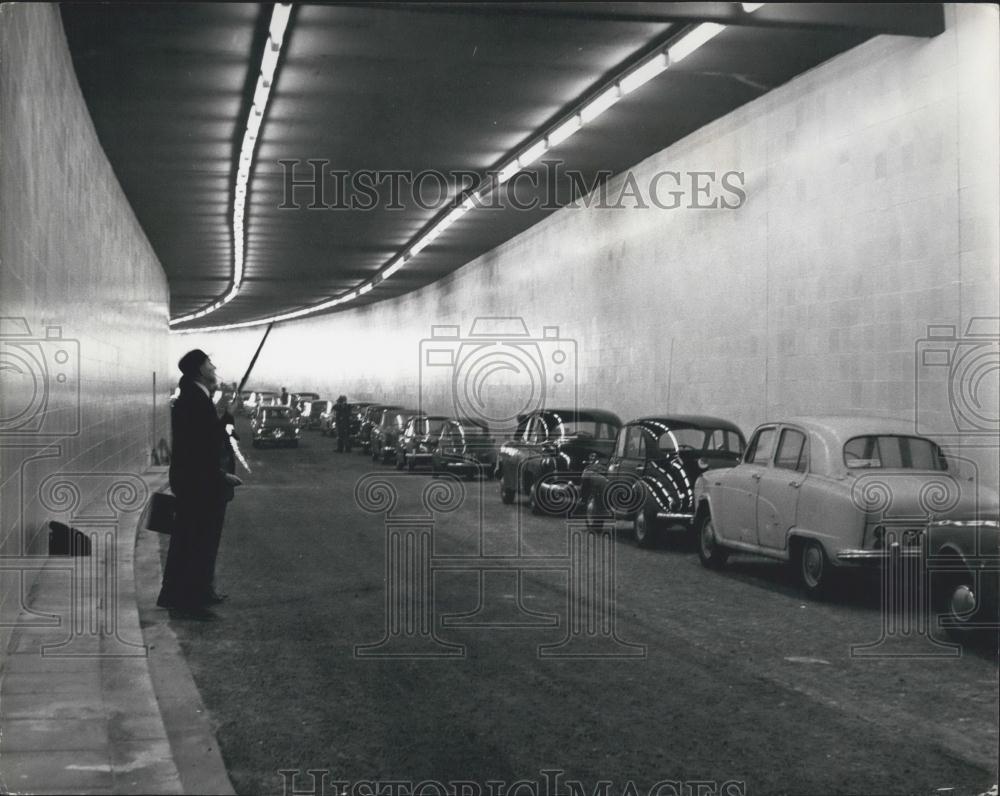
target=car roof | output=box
[631,415,744,435]
[753,415,937,474]
[531,409,623,424]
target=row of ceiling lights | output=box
[173,3,763,334]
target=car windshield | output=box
[260,408,291,421]
[457,421,490,437]
[656,427,744,454]
[550,419,619,440]
[412,419,447,435]
[843,435,949,470]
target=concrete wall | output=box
[0,5,171,631]
[175,5,999,484]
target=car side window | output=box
[624,427,645,459]
[614,428,628,458]
[774,428,808,472]
[745,427,777,465]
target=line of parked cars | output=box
[249,391,999,635]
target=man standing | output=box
[157,349,242,617]
[334,395,352,452]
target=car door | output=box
[713,425,778,544]
[755,426,809,550]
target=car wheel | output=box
[528,482,544,515]
[500,472,515,505]
[633,506,655,548]
[798,538,830,597]
[585,493,606,532]
[697,514,728,569]
[933,563,989,639]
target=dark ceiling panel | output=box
[59,3,942,330]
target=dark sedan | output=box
[371,407,416,463]
[582,415,745,546]
[497,409,622,514]
[395,415,449,471]
[356,404,397,453]
[251,405,301,448]
[431,418,498,480]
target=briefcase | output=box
[143,491,176,535]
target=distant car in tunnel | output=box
[692,416,1000,620]
[395,414,449,471]
[582,415,746,546]
[357,404,397,454]
[497,409,622,514]
[251,405,301,448]
[371,407,417,464]
[431,418,499,480]
[297,399,332,430]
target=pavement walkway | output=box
[0,467,234,795]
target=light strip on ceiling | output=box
[174,16,744,334]
[169,3,292,327]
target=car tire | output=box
[697,514,728,569]
[528,482,544,515]
[633,506,655,548]
[500,472,515,505]
[585,493,606,532]
[933,562,991,640]
[797,538,831,598]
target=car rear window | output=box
[843,435,948,470]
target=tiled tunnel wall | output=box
[176,5,999,488]
[0,5,171,633]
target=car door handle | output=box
[751,473,761,481]
[788,481,801,488]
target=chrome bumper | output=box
[837,544,925,564]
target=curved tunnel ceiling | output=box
[60,3,944,332]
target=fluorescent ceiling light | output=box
[169,3,292,328]
[547,115,581,148]
[580,86,621,124]
[496,159,520,185]
[620,53,668,95]
[383,260,404,278]
[358,283,373,295]
[518,140,547,168]
[260,38,280,84]
[667,23,725,64]
[269,4,292,45]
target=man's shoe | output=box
[169,606,217,621]
[206,590,228,605]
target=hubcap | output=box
[803,543,823,587]
[950,584,976,619]
[701,520,714,557]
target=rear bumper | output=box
[836,545,925,565]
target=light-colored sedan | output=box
[693,416,999,620]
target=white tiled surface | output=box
[0,5,171,633]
